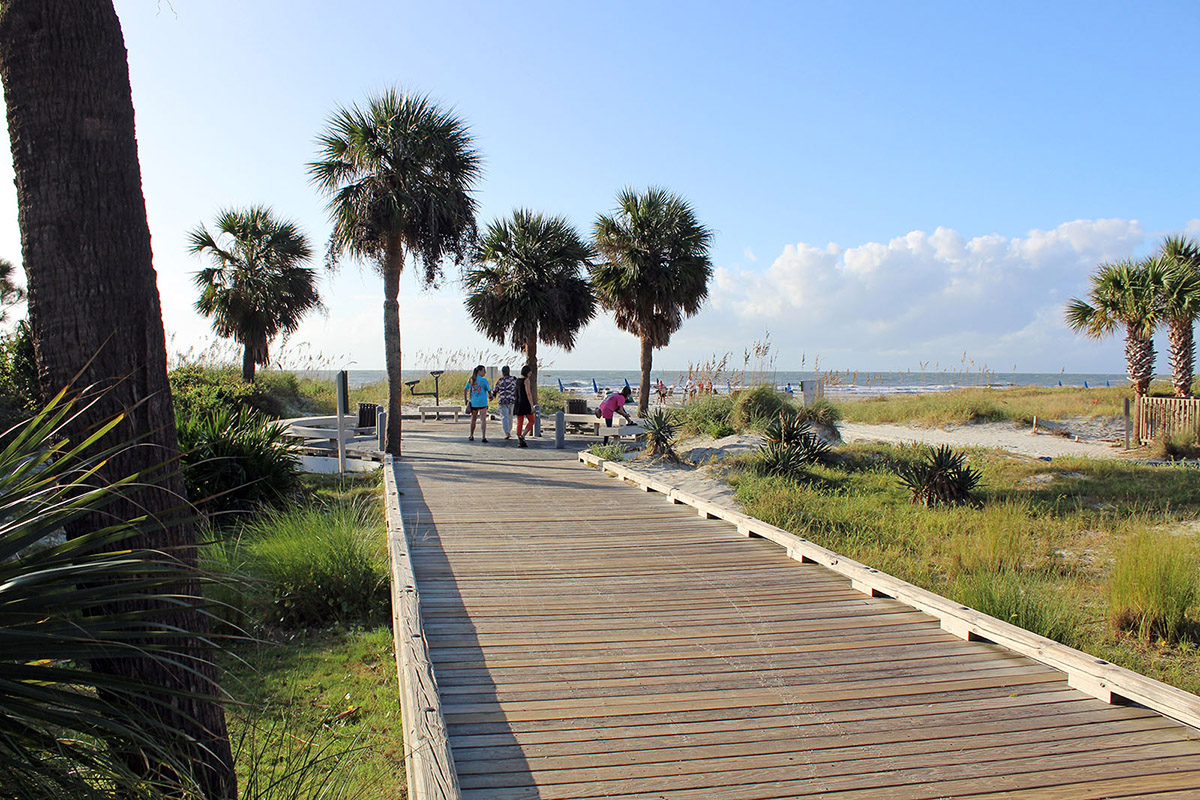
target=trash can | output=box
[566,398,588,415]
[357,402,377,428]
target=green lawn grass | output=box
[218,472,405,799]
[726,442,1200,694]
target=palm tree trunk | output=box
[0,1,235,795]
[1126,325,1155,398]
[383,237,404,456]
[526,330,539,408]
[639,335,653,417]
[242,342,256,382]
[1168,318,1194,397]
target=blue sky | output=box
[2,1,1198,373]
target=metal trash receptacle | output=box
[357,402,377,428]
[566,398,588,415]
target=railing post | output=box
[377,406,387,453]
[555,411,565,449]
[1124,397,1131,450]
[533,404,541,437]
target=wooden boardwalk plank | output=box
[391,424,1200,798]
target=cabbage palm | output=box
[309,89,481,455]
[189,206,322,383]
[1157,235,1200,397]
[592,187,714,416]
[464,209,595,406]
[1065,257,1163,399]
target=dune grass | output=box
[836,385,1130,426]
[727,442,1200,692]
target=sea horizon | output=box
[295,368,1135,396]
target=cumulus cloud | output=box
[705,219,1149,372]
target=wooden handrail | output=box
[384,456,461,800]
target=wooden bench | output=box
[419,405,464,421]
[560,412,645,438]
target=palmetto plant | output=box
[758,441,811,478]
[189,207,322,383]
[592,187,714,416]
[309,89,481,455]
[1157,235,1200,397]
[1065,257,1163,398]
[465,209,596,405]
[893,444,982,508]
[1,391,226,798]
[641,408,679,461]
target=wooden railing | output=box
[384,457,461,800]
[1138,396,1200,445]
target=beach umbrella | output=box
[1084,381,1089,388]
[592,378,600,394]
[558,378,564,392]
[625,378,631,389]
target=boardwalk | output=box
[393,421,1200,799]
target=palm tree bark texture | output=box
[0,2,235,796]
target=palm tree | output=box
[464,209,596,406]
[1066,258,1163,438]
[0,2,235,795]
[592,187,714,416]
[309,89,481,455]
[189,207,322,382]
[1157,235,1200,397]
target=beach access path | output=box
[390,419,1200,798]
[839,420,1121,460]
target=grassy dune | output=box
[837,385,1131,426]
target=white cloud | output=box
[701,218,1149,372]
[743,246,757,263]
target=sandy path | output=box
[838,421,1121,460]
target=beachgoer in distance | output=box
[656,379,668,405]
[492,365,517,440]
[785,382,793,395]
[513,364,536,448]
[600,385,634,445]
[464,364,490,443]
[683,377,695,403]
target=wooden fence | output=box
[1138,396,1200,445]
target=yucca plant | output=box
[758,441,810,478]
[641,408,680,461]
[764,410,809,446]
[176,405,301,521]
[0,390,227,798]
[893,444,982,507]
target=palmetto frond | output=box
[591,187,713,347]
[464,209,596,354]
[188,206,322,368]
[308,89,482,283]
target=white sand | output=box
[838,420,1124,460]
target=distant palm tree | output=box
[0,258,25,323]
[309,89,481,455]
[464,209,596,406]
[1065,257,1163,400]
[1157,235,1200,397]
[592,187,714,416]
[189,206,322,382]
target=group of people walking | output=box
[463,364,635,447]
[464,364,536,447]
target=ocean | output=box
[313,369,1132,397]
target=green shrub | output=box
[536,383,565,414]
[793,398,842,428]
[954,570,1080,645]
[177,406,301,520]
[675,394,734,436]
[730,385,792,431]
[893,444,982,507]
[234,503,388,627]
[1109,530,1200,642]
[170,364,283,419]
[588,442,625,462]
[1152,423,1200,461]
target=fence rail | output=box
[1138,396,1200,445]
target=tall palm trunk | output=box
[1168,318,1195,397]
[242,341,256,382]
[0,1,235,795]
[639,335,653,417]
[525,331,539,408]
[1125,324,1156,398]
[383,237,404,455]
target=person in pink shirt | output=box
[599,386,634,444]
